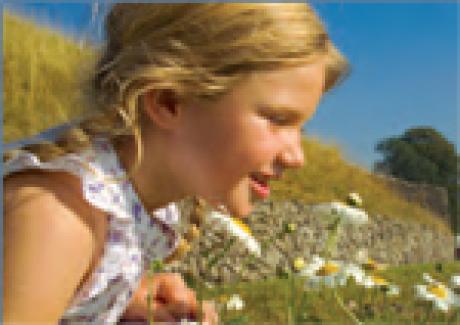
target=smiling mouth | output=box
[249,172,271,200]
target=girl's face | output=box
[172,62,326,218]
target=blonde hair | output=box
[5,3,349,173]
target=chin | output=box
[227,201,253,219]
[208,182,254,218]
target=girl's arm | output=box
[3,171,96,323]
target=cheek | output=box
[224,130,279,175]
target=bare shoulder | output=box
[3,170,107,322]
[4,169,108,237]
[5,169,92,221]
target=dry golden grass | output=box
[3,11,96,143]
[4,12,451,234]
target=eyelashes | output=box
[265,114,307,134]
[267,115,291,126]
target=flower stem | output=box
[286,272,294,325]
[289,273,296,325]
[323,217,341,259]
[146,293,153,325]
[333,289,363,325]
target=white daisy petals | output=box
[450,274,460,288]
[347,192,363,207]
[415,273,460,312]
[312,201,368,225]
[206,210,261,257]
[226,294,245,311]
[299,255,348,288]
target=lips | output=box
[249,172,271,199]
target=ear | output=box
[142,90,181,130]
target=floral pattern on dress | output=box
[4,138,180,324]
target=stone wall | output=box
[374,174,451,226]
[167,200,455,284]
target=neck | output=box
[112,135,187,211]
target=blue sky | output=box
[4,1,459,170]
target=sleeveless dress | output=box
[4,138,181,324]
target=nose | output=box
[279,130,305,169]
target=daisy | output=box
[362,274,389,288]
[283,222,297,233]
[361,258,387,272]
[312,201,368,225]
[206,210,261,257]
[343,263,366,284]
[385,284,401,297]
[299,255,347,288]
[450,274,460,288]
[422,272,436,284]
[226,294,245,311]
[346,192,363,208]
[359,273,401,297]
[414,273,460,312]
[415,282,459,312]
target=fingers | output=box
[200,300,219,325]
[155,273,198,319]
[150,300,177,322]
[142,273,219,324]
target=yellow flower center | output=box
[428,285,447,299]
[316,262,340,276]
[287,223,297,232]
[231,217,252,235]
[371,276,388,286]
[293,258,305,271]
[363,258,378,271]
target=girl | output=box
[3,3,348,324]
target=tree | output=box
[374,127,458,233]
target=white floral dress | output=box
[4,138,180,324]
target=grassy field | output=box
[197,262,460,324]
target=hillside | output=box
[3,12,451,234]
[3,11,95,142]
[271,138,450,233]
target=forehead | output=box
[228,62,326,107]
[186,61,326,119]
[250,63,324,92]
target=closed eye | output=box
[266,114,292,126]
[258,105,309,128]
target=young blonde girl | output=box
[4,3,348,324]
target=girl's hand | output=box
[121,272,218,324]
[200,300,219,325]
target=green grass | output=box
[3,12,453,236]
[197,262,460,324]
